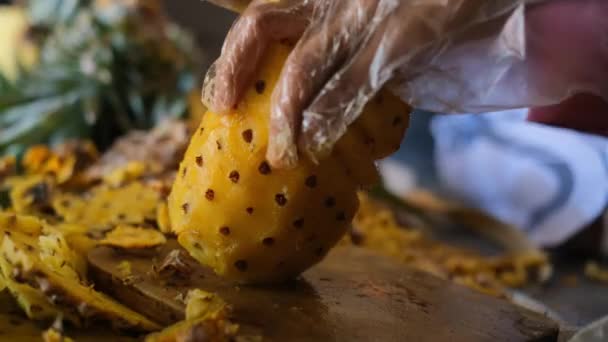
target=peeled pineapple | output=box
[169,44,410,283]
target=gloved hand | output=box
[203,0,608,169]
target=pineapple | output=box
[0,0,199,156]
[169,44,410,282]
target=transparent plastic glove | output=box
[203,0,608,169]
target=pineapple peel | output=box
[169,44,410,283]
[100,225,167,249]
[0,221,160,331]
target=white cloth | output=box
[430,109,608,247]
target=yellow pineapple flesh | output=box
[169,44,410,283]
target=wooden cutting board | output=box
[88,241,559,341]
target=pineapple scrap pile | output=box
[169,44,410,283]
[345,195,552,297]
[0,120,220,338]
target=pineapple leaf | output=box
[0,0,202,155]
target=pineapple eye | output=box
[262,237,275,246]
[234,260,248,272]
[392,116,403,126]
[205,189,215,201]
[336,211,346,221]
[293,218,304,229]
[219,226,231,236]
[305,175,317,188]
[246,207,254,215]
[229,170,240,183]
[258,161,271,175]
[195,155,204,167]
[199,127,205,135]
[216,140,222,150]
[242,129,253,143]
[324,197,336,208]
[275,193,288,207]
[255,80,266,94]
[182,167,188,178]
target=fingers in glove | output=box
[299,3,431,161]
[205,0,311,114]
[267,0,382,168]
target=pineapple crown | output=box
[0,0,202,156]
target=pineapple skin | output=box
[169,44,410,283]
